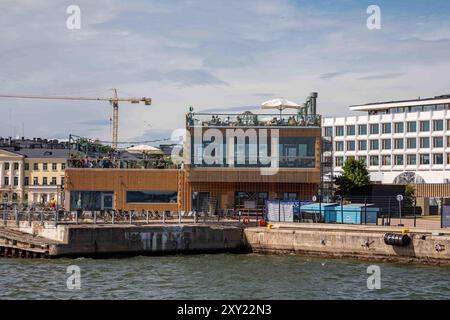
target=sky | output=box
[1,0,450,145]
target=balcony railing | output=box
[186,112,321,128]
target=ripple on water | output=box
[1,254,450,299]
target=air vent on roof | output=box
[43,151,53,156]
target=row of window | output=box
[367,104,450,115]
[334,154,450,167]
[335,136,449,151]
[0,162,65,172]
[325,119,450,137]
[2,176,64,186]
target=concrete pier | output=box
[0,223,244,257]
[244,223,450,265]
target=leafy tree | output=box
[334,158,371,197]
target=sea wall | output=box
[244,224,450,265]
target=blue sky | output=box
[1,0,450,144]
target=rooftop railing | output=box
[186,112,321,128]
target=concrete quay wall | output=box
[244,224,450,265]
[4,222,244,257]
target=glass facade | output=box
[126,191,177,203]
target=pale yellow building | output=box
[0,148,67,205]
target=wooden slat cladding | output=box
[415,183,450,197]
[65,169,179,211]
[187,168,320,183]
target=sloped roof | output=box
[16,148,68,159]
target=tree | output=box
[334,158,371,197]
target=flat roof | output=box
[349,94,450,111]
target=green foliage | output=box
[334,158,371,196]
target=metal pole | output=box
[146,210,149,224]
[388,197,391,226]
[112,210,115,225]
[54,210,58,226]
[413,197,417,227]
[441,197,444,229]
[398,199,403,226]
[364,196,367,225]
[93,211,97,224]
[340,197,343,224]
[163,211,166,224]
[15,206,19,227]
[179,211,182,224]
[129,211,133,224]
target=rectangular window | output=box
[369,156,379,166]
[61,177,65,186]
[24,177,29,186]
[52,163,57,171]
[410,106,423,112]
[369,139,379,150]
[4,163,9,170]
[433,137,443,148]
[407,138,417,149]
[381,155,391,166]
[324,127,333,137]
[433,120,444,131]
[358,124,367,135]
[346,141,355,151]
[24,163,29,171]
[382,123,391,134]
[419,154,430,165]
[33,163,38,171]
[13,177,18,186]
[447,119,450,131]
[358,156,367,165]
[433,154,443,165]
[436,104,446,111]
[335,126,344,136]
[346,125,355,136]
[423,105,435,112]
[407,121,417,133]
[51,177,57,185]
[407,154,417,165]
[335,156,344,167]
[33,177,38,185]
[13,163,18,170]
[394,155,404,166]
[419,120,430,132]
[126,191,178,203]
[335,141,344,151]
[394,122,404,133]
[61,163,66,171]
[4,177,9,186]
[394,138,404,149]
[43,163,48,171]
[358,140,367,151]
[447,154,450,165]
[420,137,430,148]
[43,177,48,185]
[382,139,391,150]
[370,124,379,134]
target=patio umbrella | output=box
[261,98,301,117]
[126,144,163,155]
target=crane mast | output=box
[0,89,151,149]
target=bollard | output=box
[112,210,115,225]
[94,211,97,224]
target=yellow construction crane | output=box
[0,88,151,149]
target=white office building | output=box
[322,94,450,185]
